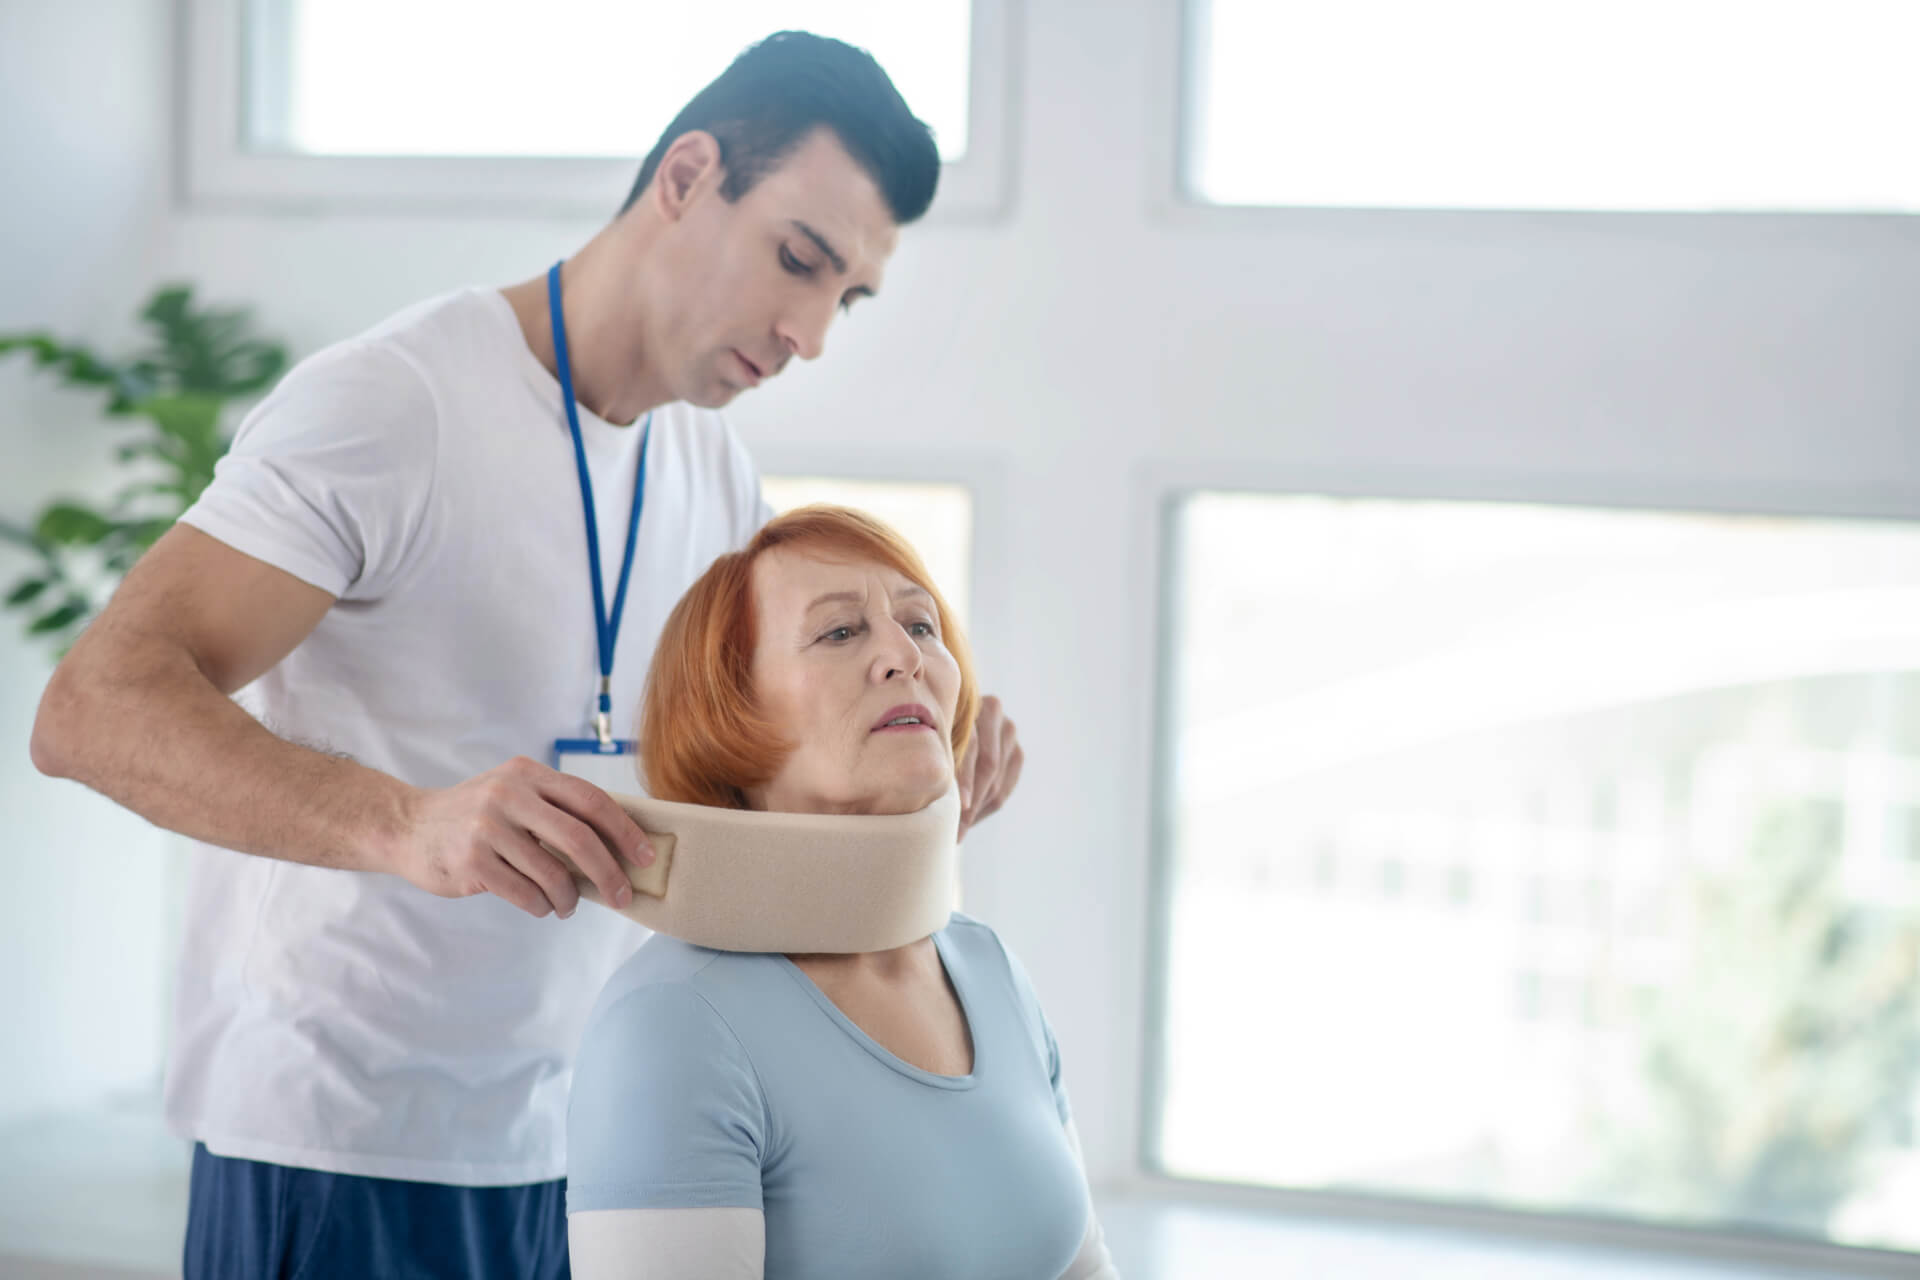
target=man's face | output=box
[653,127,900,409]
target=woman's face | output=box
[745,546,962,815]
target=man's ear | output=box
[653,131,724,221]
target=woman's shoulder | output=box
[607,931,732,987]
[938,912,1023,980]
[937,911,1006,960]
[587,934,780,1033]
[938,914,1054,1051]
[573,938,775,1118]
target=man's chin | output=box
[682,378,746,410]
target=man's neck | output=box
[500,241,666,426]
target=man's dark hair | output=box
[619,31,940,224]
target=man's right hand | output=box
[393,756,655,919]
[31,524,654,922]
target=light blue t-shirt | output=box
[566,913,1089,1279]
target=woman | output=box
[566,506,1115,1278]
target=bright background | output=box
[5,1,1920,1277]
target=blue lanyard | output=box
[548,260,651,745]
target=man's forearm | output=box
[32,640,413,873]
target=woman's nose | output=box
[871,619,923,681]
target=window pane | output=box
[251,1,971,161]
[1155,492,1920,1254]
[1187,0,1920,211]
[760,476,972,627]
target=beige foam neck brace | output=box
[558,785,960,953]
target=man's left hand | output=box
[956,694,1023,840]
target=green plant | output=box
[1,285,288,656]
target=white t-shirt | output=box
[162,287,772,1186]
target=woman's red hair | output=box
[639,505,978,808]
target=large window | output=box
[1182,0,1920,212]
[185,0,1011,215]
[248,1,971,161]
[1150,492,1920,1256]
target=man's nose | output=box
[776,298,835,363]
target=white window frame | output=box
[180,0,1016,220]
[1127,456,1920,1279]
[1149,0,1920,231]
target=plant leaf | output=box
[116,440,187,467]
[28,598,89,635]
[125,517,176,548]
[0,333,68,368]
[141,286,194,331]
[220,339,290,394]
[5,577,49,607]
[0,330,159,406]
[136,284,290,397]
[35,503,115,546]
[142,393,223,443]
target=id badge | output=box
[551,736,643,793]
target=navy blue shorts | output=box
[183,1142,569,1280]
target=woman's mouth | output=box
[871,703,936,733]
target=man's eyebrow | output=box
[790,220,879,301]
[789,221,847,274]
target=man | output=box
[30,32,1022,1279]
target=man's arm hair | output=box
[30,522,413,871]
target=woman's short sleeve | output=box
[566,983,767,1214]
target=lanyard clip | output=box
[593,674,615,748]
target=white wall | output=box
[5,0,1919,1188]
[0,0,178,1125]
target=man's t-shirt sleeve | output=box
[566,982,767,1214]
[178,342,438,601]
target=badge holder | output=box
[552,678,643,793]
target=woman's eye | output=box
[779,245,815,277]
[908,620,936,637]
[823,626,854,642]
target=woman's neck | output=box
[788,937,937,981]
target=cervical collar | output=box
[557,785,960,953]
